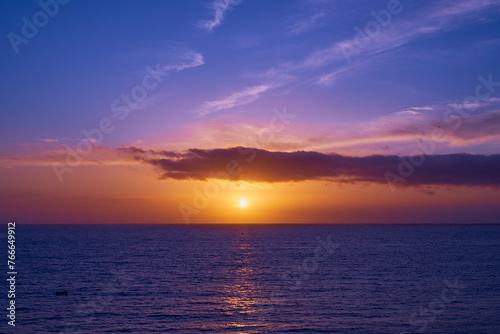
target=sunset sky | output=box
[1,0,500,224]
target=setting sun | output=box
[239,199,247,207]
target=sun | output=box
[239,199,247,207]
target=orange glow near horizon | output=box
[1,163,499,224]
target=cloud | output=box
[120,146,500,188]
[161,49,205,72]
[372,102,500,145]
[199,0,499,112]
[296,99,500,155]
[194,66,294,116]
[451,110,500,141]
[279,0,500,85]
[316,66,350,86]
[199,0,242,32]
[196,84,273,116]
[0,146,130,168]
[315,0,500,82]
[196,0,500,112]
[147,99,500,157]
[117,48,204,113]
[119,146,180,158]
[289,13,326,35]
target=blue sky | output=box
[2,0,500,154]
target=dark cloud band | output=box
[120,146,500,187]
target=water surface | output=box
[4,224,500,333]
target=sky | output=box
[1,0,500,224]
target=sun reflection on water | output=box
[219,232,272,333]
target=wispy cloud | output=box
[311,0,500,85]
[328,98,500,155]
[197,0,500,114]
[199,0,242,32]
[125,48,204,112]
[161,49,205,72]
[7,101,500,170]
[0,146,131,168]
[190,0,500,134]
[330,100,500,154]
[378,105,500,145]
[289,12,326,35]
[196,84,273,116]
[247,0,500,88]
[153,98,500,155]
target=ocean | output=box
[4,224,500,333]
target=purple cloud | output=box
[120,146,500,187]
